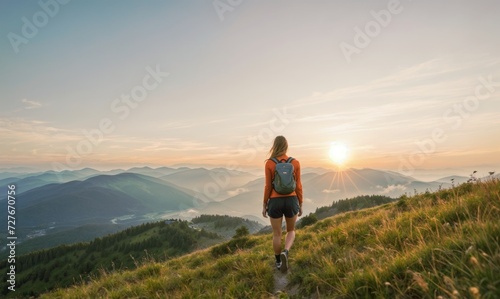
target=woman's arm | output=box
[294,160,303,204]
[294,160,303,216]
[262,160,273,217]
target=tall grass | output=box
[290,178,500,298]
[42,179,500,298]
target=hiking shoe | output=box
[280,250,288,273]
[275,261,282,270]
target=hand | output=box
[262,206,268,218]
[298,206,303,217]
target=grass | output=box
[42,178,500,298]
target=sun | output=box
[329,142,349,165]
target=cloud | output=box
[161,121,196,130]
[322,189,340,194]
[287,56,500,157]
[178,209,200,218]
[0,118,79,165]
[0,118,71,137]
[21,99,42,109]
[227,188,249,197]
[291,56,500,110]
[130,138,219,153]
[377,184,406,194]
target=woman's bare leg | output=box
[270,216,283,255]
[284,214,298,251]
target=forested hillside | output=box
[0,220,219,298]
[0,213,265,298]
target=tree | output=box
[233,226,249,239]
[298,213,318,228]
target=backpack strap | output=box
[270,157,280,164]
[270,157,294,164]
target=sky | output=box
[1,0,499,178]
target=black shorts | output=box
[267,196,300,218]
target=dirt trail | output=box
[273,269,299,297]
[273,271,289,293]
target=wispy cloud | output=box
[377,184,406,194]
[0,118,71,138]
[160,117,235,131]
[160,121,196,131]
[86,134,219,154]
[288,56,500,157]
[21,99,42,109]
[0,118,78,165]
[227,188,249,197]
[207,118,233,124]
[322,189,340,194]
[291,56,500,110]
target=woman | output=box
[262,135,303,272]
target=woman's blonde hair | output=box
[268,136,288,159]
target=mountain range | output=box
[0,166,491,254]
[197,168,474,221]
[15,173,201,227]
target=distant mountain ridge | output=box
[0,166,257,254]
[13,173,200,227]
[0,168,102,194]
[160,167,258,201]
[196,168,458,222]
[0,166,490,255]
[0,172,204,253]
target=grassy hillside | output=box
[42,178,499,298]
[296,194,396,229]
